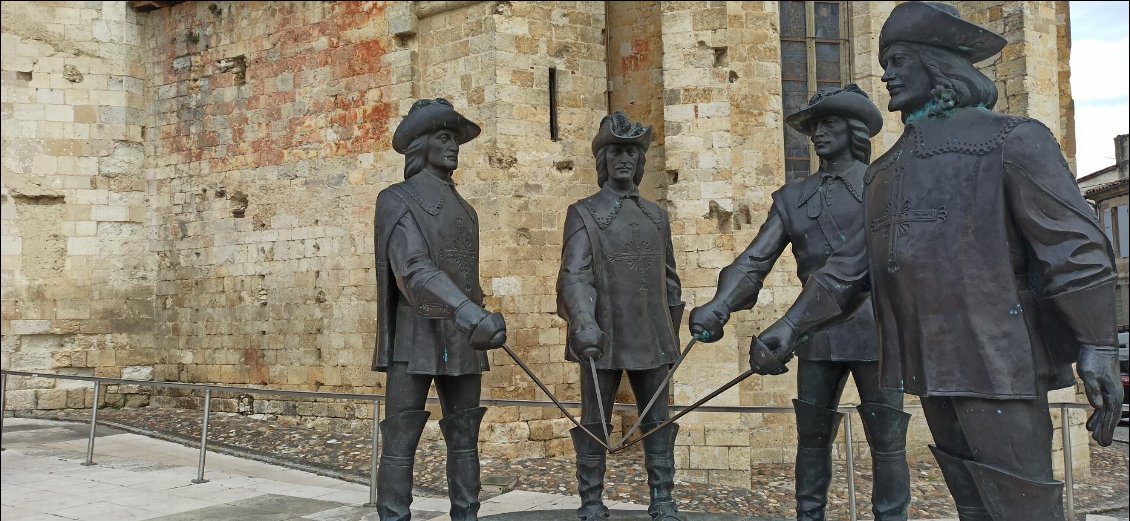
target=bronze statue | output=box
[373,98,507,521]
[749,4,1123,521]
[557,112,686,521]
[690,85,909,521]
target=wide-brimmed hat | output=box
[591,111,652,156]
[392,98,481,154]
[879,2,1007,64]
[785,84,883,137]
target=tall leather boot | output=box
[965,460,1066,521]
[439,407,488,521]
[857,403,911,521]
[928,445,992,521]
[571,423,611,521]
[377,410,431,521]
[641,422,684,521]
[793,399,844,521]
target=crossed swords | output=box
[498,335,764,453]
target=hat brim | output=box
[879,2,1007,64]
[591,126,653,156]
[785,91,884,137]
[392,103,481,154]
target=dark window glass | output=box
[814,2,840,38]
[780,1,807,39]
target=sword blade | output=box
[613,368,756,453]
[617,337,697,450]
[588,357,612,447]
[499,343,610,451]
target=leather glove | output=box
[749,317,799,375]
[469,311,507,350]
[689,300,730,343]
[570,321,608,360]
[1077,344,1122,446]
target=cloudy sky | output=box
[1070,1,1129,176]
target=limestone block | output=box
[121,365,153,381]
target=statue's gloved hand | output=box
[748,318,799,375]
[1077,344,1123,446]
[570,322,609,360]
[469,312,507,350]
[689,301,730,343]
[456,301,506,350]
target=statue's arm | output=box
[688,204,789,342]
[387,209,490,331]
[556,205,599,328]
[1002,123,1117,347]
[782,210,870,336]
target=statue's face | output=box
[810,115,850,160]
[880,43,933,113]
[426,129,460,172]
[604,144,640,186]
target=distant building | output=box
[1079,134,1129,330]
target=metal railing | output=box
[0,369,1105,520]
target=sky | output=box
[1070,1,1129,176]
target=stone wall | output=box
[2,1,155,411]
[1,0,1089,486]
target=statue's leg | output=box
[378,363,434,521]
[436,374,485,521]
[852,362,910,521]
[794,360,849,521]
[573,367,620,520]
[629,367,684,521]
[919,397,992,521]
[951,395,1063,521]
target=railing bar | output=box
[192,388,212,484]
[843,410,858,521]
[1,372,6,451]
[364,400,380,508]
[81,381,100,466]
[1061,404,1075,521]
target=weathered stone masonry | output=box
[2,1,1087,486]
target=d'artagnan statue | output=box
[557,112,686,521]
[749,3,1123,520]
[691,85,910,521]
[373,98,507,521]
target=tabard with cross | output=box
[567,189,680,370]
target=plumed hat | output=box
[880,2,1007,64]
[392,98,481,154]
[591,111,653,156]
[785,84,884,137]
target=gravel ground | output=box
[26,407,1128,519]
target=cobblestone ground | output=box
[28,408,1129,519]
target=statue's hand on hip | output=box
[689,300,730,343]
[1077,344,1123,446]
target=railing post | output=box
[843,409,858,521]
[192,388,212,484]
[1,372,7,451]
[364,400,381,508]
[1061,404,1074,521]
[81,381,100,466]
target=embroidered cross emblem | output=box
[607,221,659,296]
[869,168,947,273]
[440,218,477,292]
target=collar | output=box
[403,170,459,217]
[796,161,866,206]
[582,184,660,230]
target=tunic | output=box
[557,185,683,370]
[793,107,1118,399]
[372,171,489,376]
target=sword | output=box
[588,357,612,447]
[613,368,756,453]
[617,336,698,450]
[499,343,611,451]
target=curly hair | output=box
[845,117,872,163]
[903,43,999,120]
[595,145,647,187]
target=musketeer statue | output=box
[690,85,910,521]
[373,98,507,521]
[557,112,686,521]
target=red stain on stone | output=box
[621,38,651,72]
